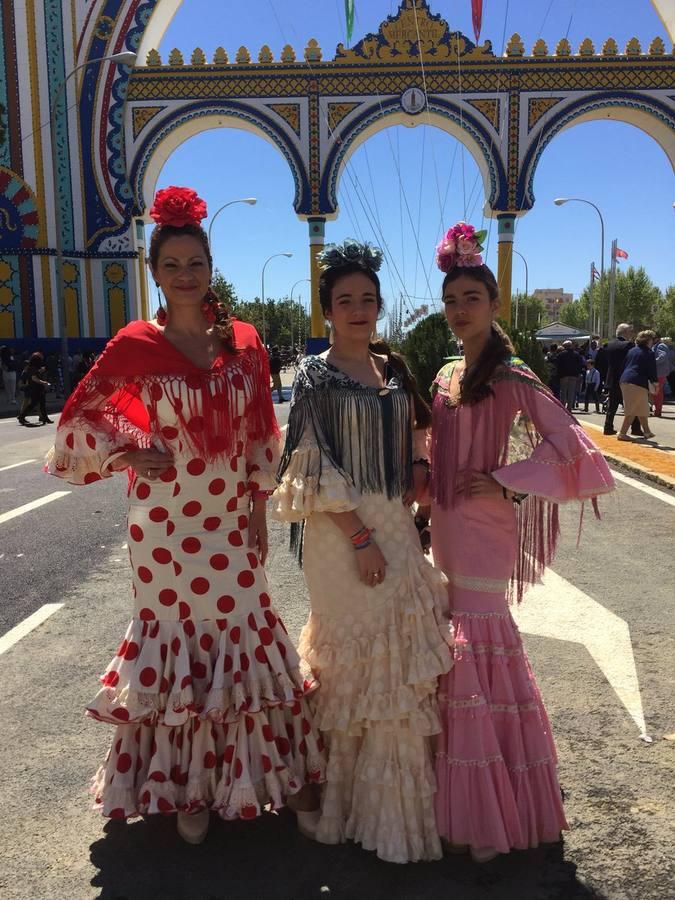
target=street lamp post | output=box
[207,197,257,247]
[50,50,136,395]
[289,277,310,349]
[554,197,605,336]
[512,249,528,330]
[261,252,293,347]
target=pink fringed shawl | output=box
[430,357,614,602]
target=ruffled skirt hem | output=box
[91,705,326,822]
[434,608,568,852]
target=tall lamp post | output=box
[50,50,137,395]
[512,249,528,330]
[261,252,293,347]
[207,197,257,246]
[289,277,310,349]
[554,197,605,336]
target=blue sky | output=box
[150,1,673,318]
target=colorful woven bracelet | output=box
[350,526,370,546]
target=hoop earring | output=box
[155,283,167,325]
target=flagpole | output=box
[608,240,617,339]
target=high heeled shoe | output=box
[177,809,210,845]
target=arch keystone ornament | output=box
[1,0,673,346]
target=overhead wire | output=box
[265,0,416,311]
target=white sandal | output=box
[177,809,210,845]
[295,809,321,840]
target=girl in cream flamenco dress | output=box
[273,240,453,864]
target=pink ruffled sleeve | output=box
[491,383,615,503]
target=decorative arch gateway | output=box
[1,1,673,342]
[112,1,675,334]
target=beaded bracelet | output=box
[354,539,372,551]
[350,526,370,545]
[350,526,372,551]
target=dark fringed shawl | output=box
[58,319,279,462]
[277,357,415,499]
[430,356,597,604]
[278,357,416,564]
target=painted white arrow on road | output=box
[514,569,650,738]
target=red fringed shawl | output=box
[59,319,279,461]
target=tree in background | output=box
[561,267,664,334]
[507,326,550,383]
[560,292,591,330]
[654,285,675,338]
[401,313,455,398]
[211,270,311,347]
[511,293,547,329]
[210,269,238,310]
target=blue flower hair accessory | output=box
[317,239,384,273]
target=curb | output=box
[582,423,675,493]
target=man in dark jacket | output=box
[556,341,584,411]
[603,323,642,435]
[594,342,609,389]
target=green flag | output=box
[344,0,355,46]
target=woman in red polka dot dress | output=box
[46,187,325,845]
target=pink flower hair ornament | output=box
[435,222,488,273]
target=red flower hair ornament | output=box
[149,186,208,228]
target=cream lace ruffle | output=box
[272,444,361,521]
[300,556,452,737]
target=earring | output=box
[201,289,217,324]
[155,283,167,325]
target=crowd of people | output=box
[544,327,674,442]
[44,187,616,865]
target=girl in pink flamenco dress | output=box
[429,224,614,863]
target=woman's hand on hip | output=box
[117,449,174,480]
[458,471,504,499]
[355,541,387,588]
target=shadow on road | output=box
[90,808,605,900]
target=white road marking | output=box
[514,569,650,738]
[0,490,70,525]
[0,603,64,656]
[0,459,37,472]
[610,469,675,506]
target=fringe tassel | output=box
[278,386,413,501]
[289,521,305,567]
[510,496,560,604]
[58,347,278,464]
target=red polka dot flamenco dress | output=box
[46,319,325,820]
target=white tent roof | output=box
[535,321,591,342]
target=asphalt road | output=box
[0,407,673,900]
